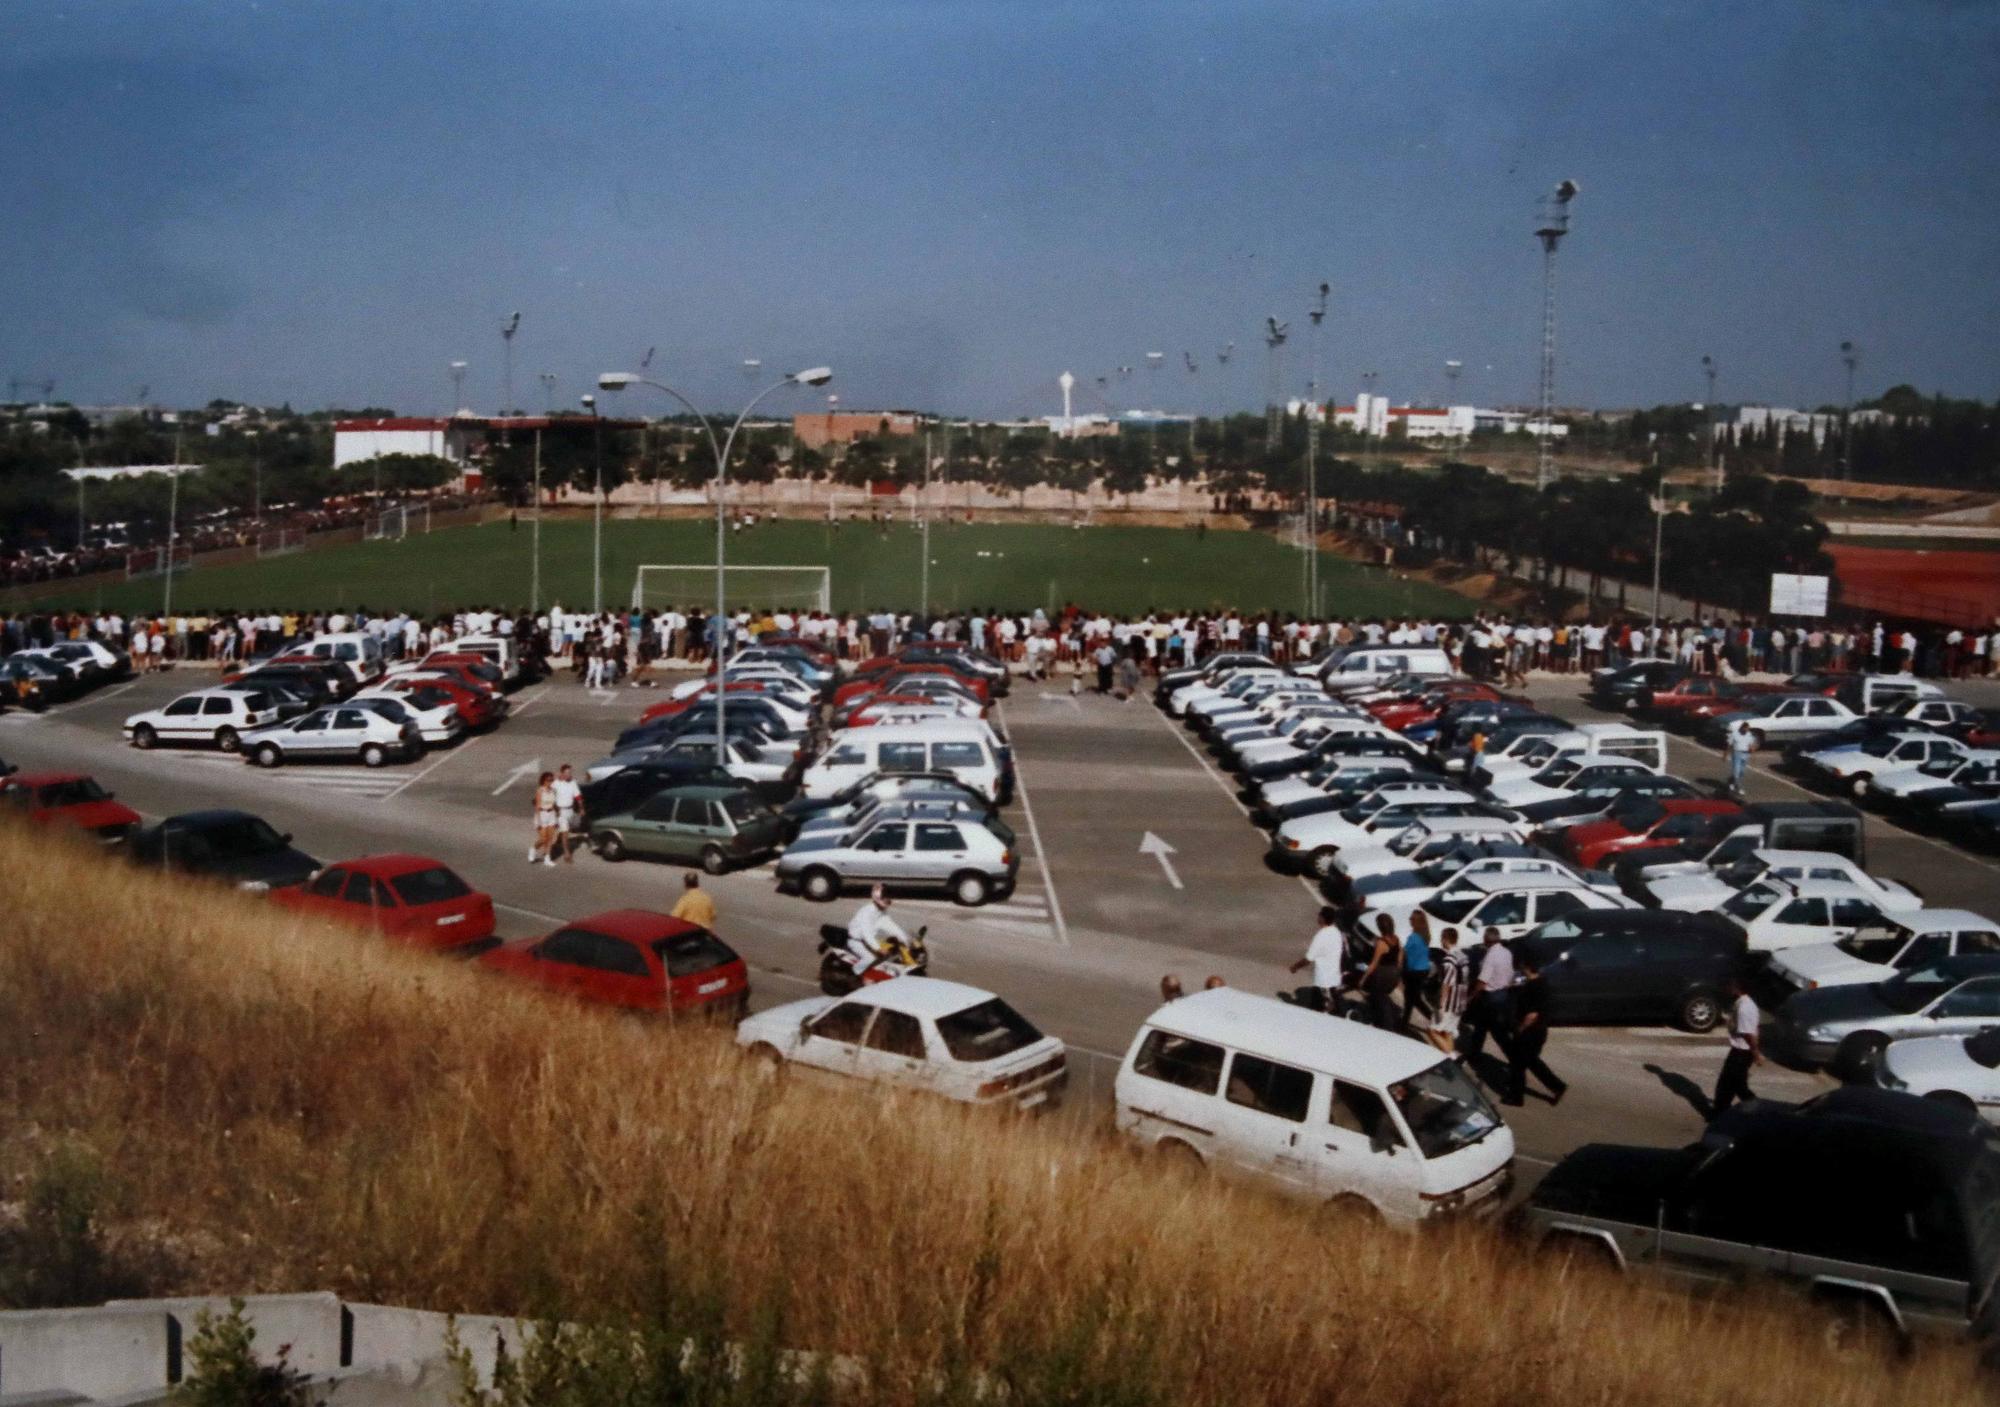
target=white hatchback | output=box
[241,705,419,768]
[737,977,1067,1109]
[125,688,282,753]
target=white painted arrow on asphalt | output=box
[1139,831,1183,889]
[491,758,543,796]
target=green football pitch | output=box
[24,519,1478,620]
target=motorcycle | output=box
[817,922,929,996]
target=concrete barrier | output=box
[0,1305,174,1400]
[104,1293,345,1377]
[343,1305,531,1387]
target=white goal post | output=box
[631,565,831,613]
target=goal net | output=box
[632,565,831,613]
[124,546,194,579]
[256,529,305,558]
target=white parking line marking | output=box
[1144,702,1321,901]
[378,687,547,801]
[495,901,567,925]
[994,700,1071,947]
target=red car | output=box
[831,664,989,710]
[1639,676,1779,726]
[1555,798,1744,870]
[639,680,778,725]
[478,909,748,1017]
[417,653,509,693]
[394,660,507,705]
[269,853,497,950]
[1,771,141,842]
[1369,683,1503,733]
[373,675,501,730]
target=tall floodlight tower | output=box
[448,360,469,414]
[500,313,521,418]
[1145,351,1165,464]
[1263,317,1289,445]
[1058,370,1075,435]
[1702,355,1720,492]
[1305,282,1329,616]
[1444,359,1462,404]
[1183,352,1200,455]
[1840,340,1860,480]
[538,372,557,413]
[1532,179,1579,491]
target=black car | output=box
[1240,730,1429,783]
[614,698,803,755]
[233,663,350,706]
[1516,1088,2000,1343]
[1,653,80,706]
[1587,660,1687,712]
[1514,772,1701,831]
[1511,909,1746,1032]
[128,808,321,889]
[578,757,738,819]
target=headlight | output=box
[1806,1025,1834,1043]
[238,880,271,894]
[1282,837,1300,849]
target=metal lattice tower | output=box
[1305,283,1329,616]
[1533,180,1578,490]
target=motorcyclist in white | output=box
[845,885,909,974]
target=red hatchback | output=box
[1555,798,1744,870]
[477,909,748,1017]
[376,675,500,729]
[831,665,989,709]
[1,771,141,842]
[270,853,497,951]
[639,680,775,725]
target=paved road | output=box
[30,666,1999,1176]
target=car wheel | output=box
[748,1042,785,1068]
[1833,1031,1889,1082]
[1677,989,1722,1034]
[700,844,728,876]
[133,723,157,750]
[255,743,283,768]
[596,831,627,863]
[951,871,991,906]
[1924,1089,1977,1116]
[801,867,840,903]
[1325,1194,1380,1226]
[1154,1138,1205,1175]
[361,743,388,768]
[1848,775,1870,800]
[215,726,240,754]
[1310,847,1340,878]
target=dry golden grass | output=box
[0,823,1986,1405]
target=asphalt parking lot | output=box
[12,664,2000,1176]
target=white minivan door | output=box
[1212,1052,1320,1196]
[1318,1077,1417,1219]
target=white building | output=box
[1712,404,1838,446]
[331,417,473,469]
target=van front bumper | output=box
[1422,1160,1514,1220]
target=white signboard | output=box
[1769,573,1829,617]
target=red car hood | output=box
[39,799,142,831]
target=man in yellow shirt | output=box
[670,872,717,929]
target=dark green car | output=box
[589,784,786,873]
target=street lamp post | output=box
[597,365,833,764]
[1701,355,1719,493]
[583,394,602,615]
[1840,340,1860,481]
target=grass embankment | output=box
[18,519,1476,620]
[0,825,1982,1406]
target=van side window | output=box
[879,742,928,772]
[1224,1053,1313,1122]
[1132,1030,1224,1095]
[1328,1080,1401,1147]
[933,741,986,769]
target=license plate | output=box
[697,979,727,994]
[436,913,465,926]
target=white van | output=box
[1319,645,1454,686]
[447,635,521,685]
[1115,988,1514,1224]
[801,720,1007,802]
[281,632,385,686]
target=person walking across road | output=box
[1400,912,1434,1032]
[529,770,558,864]
[1457,926,1516,1064]
[1357,913,1403,1030]
[550,764,584,864]
[671,872,717,928]
[1503,954,1566,1106]
[1711,975,1761,1118]
[1726,720,1755,800]
[1288,906,1350,1013]
[1426,928,1469,1056]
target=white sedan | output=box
[1877,1029,2000,1121]
[737,977,1067,1109]
[1764,908,2000,996]
[241,705,420,768]
[1483,757,1658,810]
[356,687,464,745]
[1713,877,1907,953]
[1642,848,1920,914]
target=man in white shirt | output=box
[1711,975,1761,1116]
[1457,926,1516,1061]
[1289,906,1352,1011]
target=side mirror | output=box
[281,833,295,845]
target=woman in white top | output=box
[530,771,558,864]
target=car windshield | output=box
[719,792,768,823]
[935,997,1044,1062]
[653,929,736,977]
[1390,1059,1503,1158]
[1858,736,1905,758]
[1836,922,1910,964]
[1612,797,1668,830]
[1878,965,1959,1014]
[390,866,472,906]
[1720,884,1783,920]
[203,816,288,855]
[1426,890,1483,923]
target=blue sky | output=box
[3,1,1996,420]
